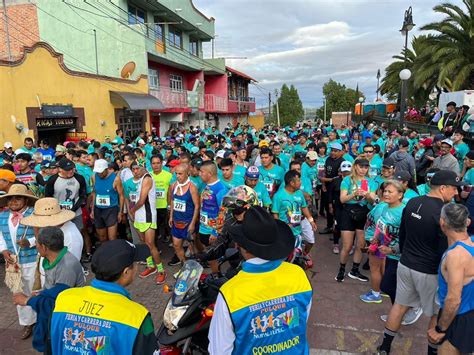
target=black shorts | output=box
[199,233,211,247]
[438,309,474,353]
[339,204,368,231]
[94,206,119,229]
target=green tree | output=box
[316,79,364,119]
[272,83,304,126]
[418,0,474,90]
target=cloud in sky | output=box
[194,0,462,108]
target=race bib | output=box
[156,189,165,200]
[263,180,273,193]
[59,201,73,210]
[129,192,138,203]
[173,199,186,212]
[96,195,110,207]
[200,212,208,225]
[369,167,378,178]
[290,212,301,224]
[43,155,52,161]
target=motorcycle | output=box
[157,250,241,355]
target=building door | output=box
[116,109,146,142]
[150,112,160,136]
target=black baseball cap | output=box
[382,158,395,169]
[394,171,412,182]
[58,158,75,171]
[354,158,370,167]
[91,240,150,275]
[430,170,466,187]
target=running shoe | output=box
[335,269,345,282]
[348,270,369,282]
[380,314,388,322]
[156,271,166,285]
[139,267,157,279]
[303,253,313,269]
[375,346,389,355]
[81,253,92,263]
[380,292,390,298]
[360,290,382,304]
[401,307,423,325]
[167,254,181,266]
[319,227,333,234]
[332,245,340,254]
[185,248,192,258]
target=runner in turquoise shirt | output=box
[258,148,285,199]
[244,166,272,208]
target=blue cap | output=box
[245,166,260,179]
[330,142,343,151]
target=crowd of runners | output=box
[0,116,473,354]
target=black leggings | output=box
[380,258,399,304]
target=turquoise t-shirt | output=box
[259,164,285,198]
[190,175,205,193]
[291,143,307,156]
[374,203,405,261]
[315,156,327,186]
[368,155,383,179]
[276,153,290,171]
[220,173,245,190]
[454,142,469,171]
[114,136,124,145]
[417,183,430,196]
[340,176,377,206]
[272,188,307,237]
[301,162,317,196]
[374,137,386,154]
[252,182,272,208]
[402,188,419,205]
[233,164,247,180]
[364,202,387,241]
[75,163,94,194]
[342,153,355,163]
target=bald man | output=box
[169,164,200,263]
[198,161,228,274]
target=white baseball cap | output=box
[137,139,146,145]
[93,159,109,173]
[216,149,226,159]
[340,161,353,172]
[3,142,12,149]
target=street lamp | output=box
[400,6,415,61]
[358,96,364,118]
[399,69,412,126]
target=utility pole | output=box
[211,38,214,59]
[2,0,12,61]
[323,97,327,124]
[268,92,271,121]
[274,89,280,127]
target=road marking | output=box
[335,329,345,350]
[354,332,378,352]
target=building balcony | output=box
[205,94,228,112]
[228,97,256,113]
[149,86,204,111]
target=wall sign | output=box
[65,132,87,140]
[36,117,76,128]
[41,105,74,117]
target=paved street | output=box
[0,219,428,354]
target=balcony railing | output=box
[205,94,228,112]
[149,87,204,110]
[228,97,256,113]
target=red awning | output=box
[225,66,257,82]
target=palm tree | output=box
[379,36,431,106]
[419,0,474,90]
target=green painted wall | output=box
[36,0,220,79]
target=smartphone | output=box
[360,179,369,192]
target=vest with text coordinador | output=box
[220,260,312,355]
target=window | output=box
[168,26,182,48]
[128,4,146,25]
[169,74,183,92]
[189,38,199,56]
[148,68,159,89]
[153,17,164,41]
[118,110,145,140]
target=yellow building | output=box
[0,42,164,148]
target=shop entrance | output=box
[37,127,73,149]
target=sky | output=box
[193,0,462,109]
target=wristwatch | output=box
[435,325,446,334]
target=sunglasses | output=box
[364,150,374,153]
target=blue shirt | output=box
[199,180,228,236]
[37,148,55,161]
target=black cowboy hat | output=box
[228,206,294,260]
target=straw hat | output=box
[0,184,38,207]
[21,197,75,227]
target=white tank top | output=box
[134,173,157,224]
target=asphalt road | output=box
[0,219,429,354]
